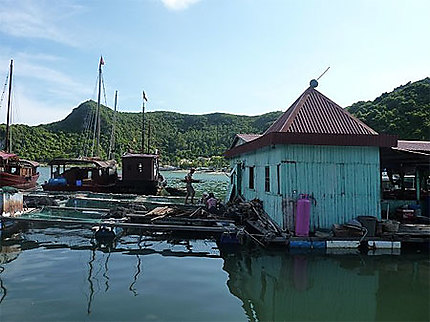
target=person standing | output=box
[185,168,196,204]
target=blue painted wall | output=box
[229,144,381,231]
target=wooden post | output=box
[415,169,420,202]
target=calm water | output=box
[0,227,429,321]
[0,168,427,321]
[37,167,229,201]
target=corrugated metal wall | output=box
[230,144,381,231]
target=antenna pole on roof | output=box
[310,66,330,88]
[317,66,330,81]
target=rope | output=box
[0,73,9,110]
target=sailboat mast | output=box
[147,120,151,154]
[96,56,103,157]
[141,91,146,153]
[108,90,118,160]
[5,59,13,153]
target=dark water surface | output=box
[1,226,429,321]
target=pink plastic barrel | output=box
[295,195,311,237]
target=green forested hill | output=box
[1,77,428,167]
[347,77,430,140]
[0,100,282,167]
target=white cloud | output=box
[0,52,91,125]
[161,0,201,10]
[0,0,83,47]
[0,87,71,126]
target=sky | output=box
[0,0,429,125]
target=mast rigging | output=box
[5,59,13,153]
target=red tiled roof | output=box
[265,87,378,135]
[397,140,430,152]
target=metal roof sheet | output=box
[264,87,378,135]
[230,134,262,149]
[397,140,430,152]
[0,151,17,160]
[225,132,397,158]
[122,153,159,158]
[20,159,39,167]
[236,134,262,142]
[47,158,116,168]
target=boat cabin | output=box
[122,153,158,182]
[43,158,117,192]
[0,151,39,189]
[116,153,161,195]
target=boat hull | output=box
[113,180,159,195]
[42,183,117,194]
[0,172,39,190]
[42,181,159,196]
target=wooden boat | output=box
[114,153,161,195]
[42,59,162,195]
[42,157,118,193]
[0,152,39,189]
[0,60,39,190]
[43,57,119,193]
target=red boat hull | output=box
[0,171,39,190]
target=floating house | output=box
[225,81,397,232]
[380,140,430,217]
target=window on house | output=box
[265,166,270,192]
[277,164,281,194]
[249,166,255,189]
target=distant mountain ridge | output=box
[347,77,429,140]
[1,77,428,166]
[1,100,283,166]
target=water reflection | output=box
[129,234,143,296]
[86,241,115,315]
[221,249,430,321]
[0,233,22,304]
[1,225,428,321]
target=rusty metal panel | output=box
[1,191,23,216]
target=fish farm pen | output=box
[1,189,428,254]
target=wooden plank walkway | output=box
[1,215,237,233]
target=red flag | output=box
[100,56,104,65]
[143,90,148,101]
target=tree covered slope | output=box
[1,77,428,166]
[347,78,430,140]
